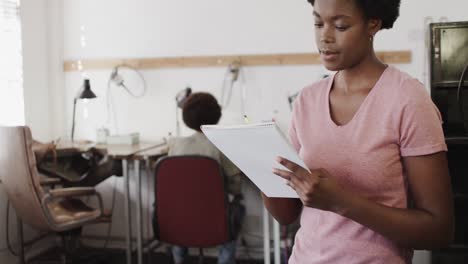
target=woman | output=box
[263,0,454,263]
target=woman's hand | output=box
[273,156,350,214]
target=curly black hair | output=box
[307,0,401,29]
[182,92,222,131]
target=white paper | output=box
[202,122,305,198]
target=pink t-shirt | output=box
[288,66,447,264]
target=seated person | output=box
[32,139,121,187]
[168,92,243,264]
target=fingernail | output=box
[276,157,282,163]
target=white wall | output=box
[62,0,320,142]
[21,0,53,141]
[41,0,468,262]
[0,0,57,262]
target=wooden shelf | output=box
[63,51,411,72]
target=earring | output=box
[369,35,374,42]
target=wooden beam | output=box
[64,51,411,72]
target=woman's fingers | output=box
[276,156,307,176]
[273,168,298,191]
[272,168,294,181]
[286,180,296,191]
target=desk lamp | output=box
[71,79,97,142]
[175,87,192,136]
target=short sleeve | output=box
[167,137,177,156]
[399,81,447,157]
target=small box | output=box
[106,133,140,145]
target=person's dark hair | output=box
[182,92,221,131]
[307,0,401,30]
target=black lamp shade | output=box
[78,79,97,99]
[71,79,96,142]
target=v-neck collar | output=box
[326,66,391,128]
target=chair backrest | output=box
[0,126,50,231]
[154,155,230,247]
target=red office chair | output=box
[153,155,231,263]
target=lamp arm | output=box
[71,98,77,142]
